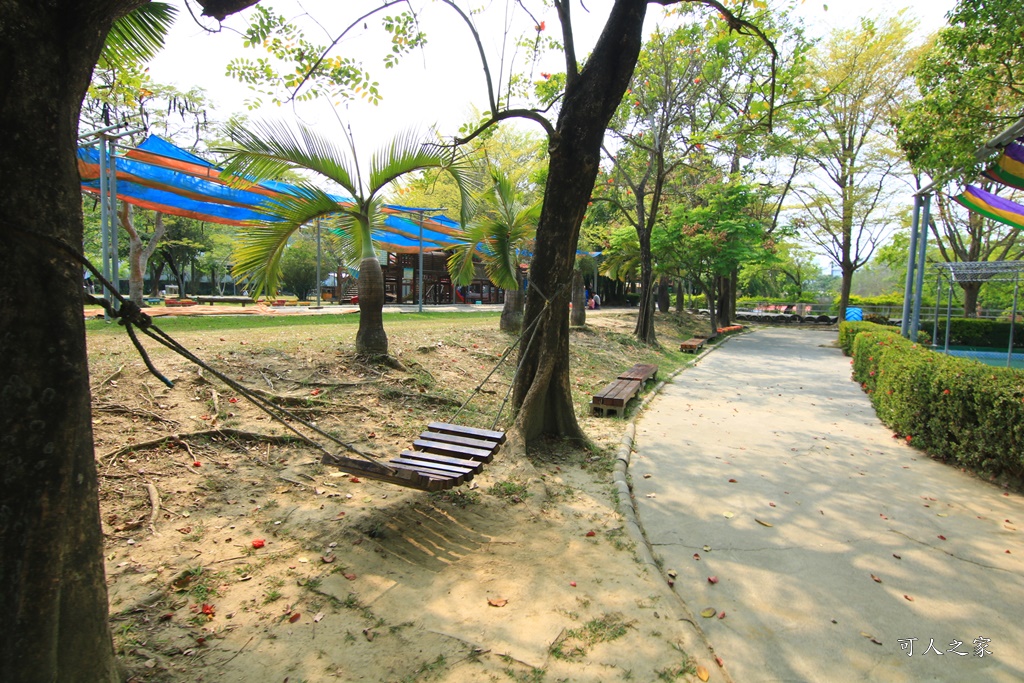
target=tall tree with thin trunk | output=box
[794,14,919,321]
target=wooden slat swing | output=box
[321,422,506,492]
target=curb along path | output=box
[623,327,1024,683]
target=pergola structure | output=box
[931,260,1023,367]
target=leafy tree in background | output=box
[280,236,320,299]
[792,13,921,321]
[659,177,766,333]
[896,0,1024,316]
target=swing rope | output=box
[15,227,391,469]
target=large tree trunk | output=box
[716,275,732,326]
[633,229,656,343]
[657,275,670,313]
[0,3,135,681]
[838,262,854,323]
[960,281,982,318]
[500,270,525,332]
[675,279,685,312]
[513,0,648,441]
[570,270,586,327]
[356,256,389,355]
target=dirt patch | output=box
[90,308,717,682]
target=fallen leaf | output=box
[769,502,776,507]
[871,574,882,584]
[289,612,301,623]
[646,493,657,498]
[313,612,325,623]
[643,473,652,479]
[700,607,717,618]
[693,553,701,561]
[870,638,883,646]
[723,511,734,519]
[321,555,335,564]
[728,478,737,483]
[937,513,948,517]
[707,576,719,584]
[937,535,947,540]
[344,573,357,581]
[904,594,914,601]
[696,665,710,681]
[488,598,508,607]
[702,545,712,552]
[892,554,901,560]
[755,519,773,527]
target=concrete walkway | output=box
[632,327,1024,682]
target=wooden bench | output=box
[679,337,706,353]
[321,422,505,491]
[591,363,659,417]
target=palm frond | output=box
[217,120,358,193]
[101,3,177,68]
[231,222,301,299]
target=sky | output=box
[146,0,958,158]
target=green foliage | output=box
[897,0,1024,177]
[937,318,1024,349]
[488,481,530,503]
[280,238,320,300]
[850,329,1024,483]
[838,321,929,354]
[226,6,385,108]
[99,3,177,71]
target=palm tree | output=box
[217,121,472,355]
[448,167,540,332]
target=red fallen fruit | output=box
[289,612,301,623]
[707,576,719,584]
[937,535,947,540]
[718,611,726,619]
[252,539,265,548]
[350,477,361,483]
[192,461,201,467]
[728,478,737,483]
[570,581,577,587]
[585,531,596,537]
[715,656,725,667]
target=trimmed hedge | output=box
[846,326,1024,483]
[928,317,1024,349]
[838,321,929,355]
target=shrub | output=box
[930,318,1024,349]
[851,329,1024,483]
[839,321,929,355]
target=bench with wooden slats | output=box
[679,337,706,353]
[320,422,505,491]
[591,363,659,417]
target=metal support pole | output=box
[417,212,424,313]
[932,271,941,347]
[315,217,322,308]
[910,194,931,339]
[108,144,119,297]
[1008,275,1020,368]
[98,136,111,320]
[944,277,953,355]
[901,194,923,337]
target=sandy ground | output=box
[92,308,716,683]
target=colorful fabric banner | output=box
[952,184,1024,231]
[79,135,464,253]
[983,139,1024,191]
